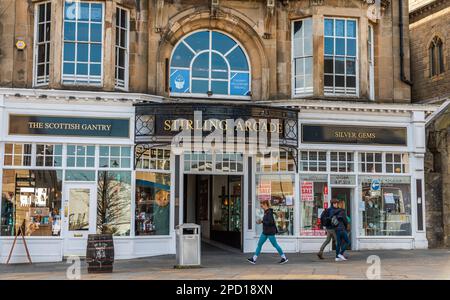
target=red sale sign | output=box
[301,181,314,201]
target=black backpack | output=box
[320,209,331,227]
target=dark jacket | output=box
[262,208,278,236]
[333,208,348,231]
[322,206,338,230]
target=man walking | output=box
[317,199,338,259]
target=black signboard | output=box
[9,115,130,138]
[302,124,407,146]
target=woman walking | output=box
[247,200,288,265]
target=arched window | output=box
[429,36,445,77]
[170,30,251,98]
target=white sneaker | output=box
[338,254,347,261]
[335,257,343,262]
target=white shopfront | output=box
[0,91,435,264]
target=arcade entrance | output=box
[184,175,243,250]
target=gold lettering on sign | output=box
[28,121,112,132]
[335,131,376,139]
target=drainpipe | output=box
[398,0,413,86]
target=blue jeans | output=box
[336,230,350,257]
[255,234,284,257]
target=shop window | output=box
[99,146,131,168]
[136,147,171,171]
[67,145,95,168]
[1,169,62,236]
[255,175,295,236]
[33,1,52,86]
[324,18,358,96]
[359,152,382,173]
[300,151,327,172]
[330,151,354,172]
[184,152,243,173]
[368,24,375,100]
[300,178,327,236]
[292,18,313,96]
[360,177,412,236]
[4,143,32,166]
[65,170,96,181]
[135,172,171,235]
[97,171,131,236]
[62,1,103,85]
[256,151,295,172]
[170,30,251,98]
[429,36,445,77]
[36,144,63,167]
[115,7,129,89]
[385,153,409,174]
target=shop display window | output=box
[65,170,96,182]
[36,144,63,167]
[99,146,131,168]
[300,180,327,236]
[360,177,412,236]
[300,151,327,172]
[67,145,95,168]
[4,143,32,166]
[135,172,171,235]
[255,174,295,236]
[184,152,243,173]
[1,170,62,236]
[97,171,131,236]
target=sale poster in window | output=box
[301,181,314,201]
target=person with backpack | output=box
[247,200,288,265]
[317,198,339,259]
[334,205,350,262]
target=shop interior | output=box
[184,175,242,249]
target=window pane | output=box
[97,171,131,236]
[212,31,236,55]
[336,20,345,36]
[192,80,209,94]
[192,53,209,78]
[347,20,356,38]
[324,19,334,36]
[227,47,249,71]
[171,43,195,68]
[185,31,209,53]
[335,57,345,74]
[211,81,228,95]
[91,23,102,42]
[77,44,88,62]
[135,172,171,235]
[77,23,89,41]
[64,22,76,40]
[324,56,333,73]
[91,3,103,22]
[90,44,102,62]
[347,39,356,56]
[324,37,334,55]
[336,38,345,55]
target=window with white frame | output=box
[385,153,409,174]
[62,1,103,85]
[67,145,96,168]
[359,152,382,173]
[170,30,251,98]
[292,18,313,96]
[34,2,51,86]
[300,151,327,172]
[330,151,354,172]
[36,144,63,167]
[99,146,131,168]
[4,144,32,166]
[184,152,243,173]
[324,18,358,96]
[115,7,129,89]
[136,147,171,171]
[368,24,375,100]
[256,151,295,172]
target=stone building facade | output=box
[409,0,450,248]
[0,0,440,263]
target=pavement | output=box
[0,243,449,280]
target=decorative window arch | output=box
[429,36,445,77]
[169,30,251,98]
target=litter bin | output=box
[176,223,201,267]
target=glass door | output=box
[63,183,96,257]
[331,187,354,250]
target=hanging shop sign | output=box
[302,124,407,146]
[9,115,130,138]
[301,181,314,201]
